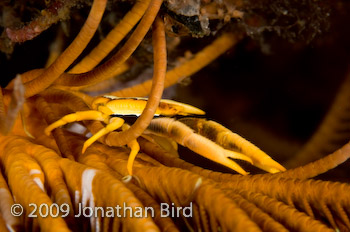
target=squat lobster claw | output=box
[146,117,286,175]
[45,96,285,175]
[177,117,286,173]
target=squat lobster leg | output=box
[44,110,126,154]
[126,140,140,176]
[44,110,110,135]
[45,109,140,176]
[82,117,125,153]
[121,124,140,176]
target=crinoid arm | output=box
[141,133,179,157]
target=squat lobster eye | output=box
[45,96,285,176]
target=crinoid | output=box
[0,0,350,231]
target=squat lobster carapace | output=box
[45,96,205,174]
[45,96,285,176]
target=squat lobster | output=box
[45,96,286,175]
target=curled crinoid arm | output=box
[53,0,163,88]
[59,158,159,231]
[0,136,70,231]
[45,15,166,173]
[0,167,21,231]
[141,133,179,157]
[21,0,107,98]
[178,117,286,173]
[146,118,254,175]
[0,75,25,135]
[111,32,242,98]
[69,0,152,73]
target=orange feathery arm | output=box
[0,75,25,135]
[69,0,151,73]
[0,168,21,230]
[21,0,107,98]
[104,16,166,148]
[53,0,163,87]
[110,32,242,97]
[277,140,350,179]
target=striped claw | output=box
[146,117,285,175]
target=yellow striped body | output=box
[45,94,285,175]
[91,96,205,117]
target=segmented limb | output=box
[276,140,350,179]
[0,89,5,132]
[82,117,124,153]
[126,140,140,176]
[110,32,242,97]
[44,110,110,136]
[286,70,350,168]
[104,16,167,147]
[120,124,140,176]
[178,117,286,173]
[66,62,131,91]
[53,0,163,87]
[35,96,74,159]
[141,133,179,157]
[69,0,151,73]
[63,0,151,91]
[147,118,253,175]
[105,17,166,176]
[44,110,126,154]
[5,69,44,90]
[21,0,107,98]
[0,75,25,135]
